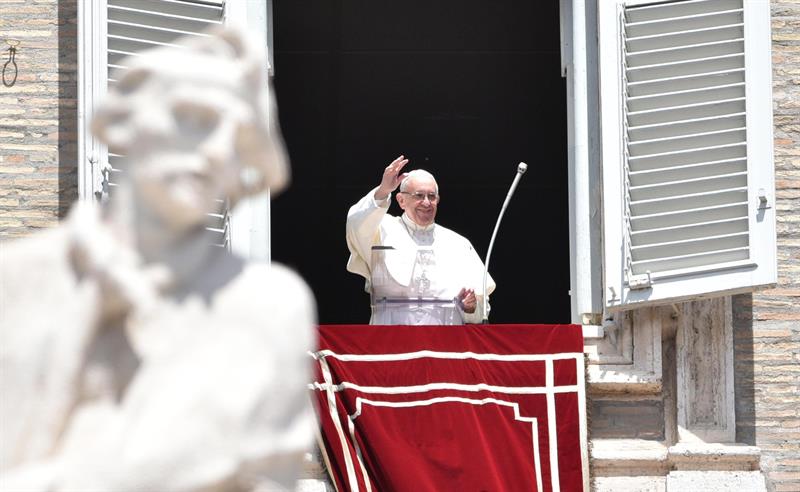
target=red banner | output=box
[312,324,588,491]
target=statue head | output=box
[91,28,288,232]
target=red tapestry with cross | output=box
[311,324,588,491]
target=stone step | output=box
[591,439,767,491]
[668,442,762,472]
[666,471,767,492]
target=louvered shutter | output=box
[105,0,229,246]
[599,0,776,310]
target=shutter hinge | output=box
[89,154,111,202]
[757,188,771,210]
[628,270,652,290]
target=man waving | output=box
[346,155,495,324]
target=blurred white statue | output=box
[0,28,316,491]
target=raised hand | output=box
[375,155,409,200]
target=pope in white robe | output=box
[346,155,496,324]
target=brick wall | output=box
[733,2,800,491]
[0,0,77,239]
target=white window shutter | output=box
[103,0,229,247]
[599,0,777,311]
[79,0,225,203]
[105,0,226,189]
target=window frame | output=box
[77,0,275,261]
[77,0,108,203]
[223,0,275,263]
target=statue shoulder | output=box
[234,261,317,325]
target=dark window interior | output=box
[272,1,570,324]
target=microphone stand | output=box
[482,162,528,323]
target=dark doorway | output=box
[272,1,570,324]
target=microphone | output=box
[482,162,528,323]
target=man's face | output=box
[397,175,439,226]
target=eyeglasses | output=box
[401,191,439,203]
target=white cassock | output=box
[346,188,496,325]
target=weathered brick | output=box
[752,329,794,338]
[771,472,800,481]
[755,312,800,321]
